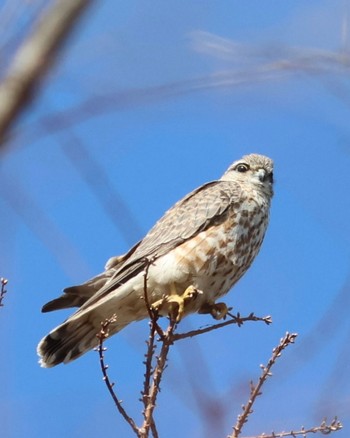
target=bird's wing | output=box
[41,241,143,312]
[129,181,239,261]
[78,180,241,311]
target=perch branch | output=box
[140,317,176,438]
[173,312,272,341]
[141,319,159,437]
[142,257,164,339]
[96,316,139,436]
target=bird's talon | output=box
[199,302,231,320]
[151,285,201,322]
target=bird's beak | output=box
[256,169,273,183]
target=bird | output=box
[37,153,274,367]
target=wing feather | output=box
[78,180,241,311]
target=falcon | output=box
[38,153,274,367]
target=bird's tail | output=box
[37,313,127,368]
[38,272,148,367]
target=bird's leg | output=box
[152,285,202,322]
[198,301,232,320]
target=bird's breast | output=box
[148,197,269,301]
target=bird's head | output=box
[220,153,274,198]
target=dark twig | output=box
[97,266,340,438]
[0,278,8,307]
[97,309,341,438]
[96,316,139,436]
[142,257,164,339]
[141,320,159,438]
[173,312,272,341]
[142,321,156,409]
[241,416,342,438]
[230,332,298,438]
[140,260,165,437]
[140,317,177,438]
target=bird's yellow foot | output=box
[152,285,201,322]
[198,302,232,320]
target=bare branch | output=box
[173,312,272,341]
[140,318,176,438]
[97,270,341,438]
[230,332,297,438]
[97,309,341,438]
[140,260,164,437]
[0,277,8,308]
[142,258,165,339]
[241,416,342,438]
[141,322,159,438]
[142,322,156,410]
[96,316,139,436]
[0,0,93,145]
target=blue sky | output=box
[1,1,350,437]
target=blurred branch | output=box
[313,323,350,420]
[0,174,91,279]
[0,0,49,67]
[282,273,350,375]
[62,133,143,247]
[0,278,8,308]
[0,0,93,146]
[10,38,350,149]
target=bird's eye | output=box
[235,163,249,172]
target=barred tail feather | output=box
[38,275,146,367]
[37,315,126,368]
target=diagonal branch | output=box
[230,332,297,438]
[0,0,93,145]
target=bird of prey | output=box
[38,153,274,367]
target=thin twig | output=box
[173,312,272,341]
[141,264,163,435]
[141,320,159,438]
[241,416,342,437]
[230,332,297,438]
[142,321,156,408]
[141,259,161,437]
[96,316,139,436]
[140,318,176,438]
[142,257,164,339]
[0,277,8,307]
